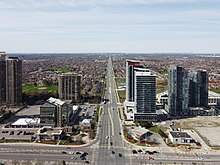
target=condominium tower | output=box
[58,73,81,102]
[189,70,208,107]
[0,52,22,106]
[134,68,157,121]
[168,65,189,117]
[125,60,144,102]
[124,59,157,121]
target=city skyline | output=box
[1,0,220,53]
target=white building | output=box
[157,90,220,106]
[169,131,193,144]
[80,119,92,130]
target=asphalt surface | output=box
[93,56,131,165]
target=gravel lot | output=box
[175,116,220,146]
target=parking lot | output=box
[71,104,97,125]
[0,128,37,141]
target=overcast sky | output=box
[0,0,220,53]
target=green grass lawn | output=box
[156,79,168,94]
[118,90,126,103]
[210,88,220,94]
[23,84,57,94]
[115,77,126,87]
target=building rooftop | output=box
[47,97,65,106]
[81,118,92,124]
[209,91,220,97]
[12,118,40,126]
[37,126,63,135]
[157,90,220,98]
[170,131,191,138]
[41,102,56,108]
[73,105,79,111]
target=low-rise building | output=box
[169,131,193,144]
[208,91,220,106]
[40,97,73,127]
[10,118,41,128]
[128,127,153,141]
[189,107,216,116]
[80,118,92,130]
[37,126,64,142]
[157,91,220,107]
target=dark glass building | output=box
[168,65,189,117]
[134,68,157,121]
[189,70,208,107]
[125,60,144,102]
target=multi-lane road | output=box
[0,56,220,164]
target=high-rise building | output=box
[168,65,189,117]
[124,60,144,120]
[189,70,208,107]
[6,57,22,105]
[0,52,22,106]
[0,52,6,104]
[58,73,81,102]
[133,68,157,121]
[125,60,144,102]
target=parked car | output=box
[132,150,138,154]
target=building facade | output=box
[134,68,157,121]
[40,97,72,127]
[189,70,208,107]
[0,52,6,104]
[6,57,22,105]
[168,65,189,117]
[168,131,193,144]
[58,73,81,102]
[0,52,22,106]
[125,60,144,102]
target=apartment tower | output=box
[58,73,81,102]
[189,70,208,107]
[0,52,22,106]
[168,65,189,117]
[134,68,157,121]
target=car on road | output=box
[148,156,154,160]
[132,150,138,154]
[62,151,67,154]
[66,147,71,149]
[80,156,86,160]
[153,150,159,154]
[69,151,74,155]
[146,151,154,155]
[198,157,204,161]
[138,149,143,153]
[119,132,121,135]
[9,131,14,135]
[75,151,81,155]
[112,151,115,154]
[85,161,90,164]
[83,152,88,156]
[119,153,122,157]
[110,142,113,145]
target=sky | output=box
[0,0,220,53]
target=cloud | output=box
[0,0,218,10]
[0,0,219,53]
